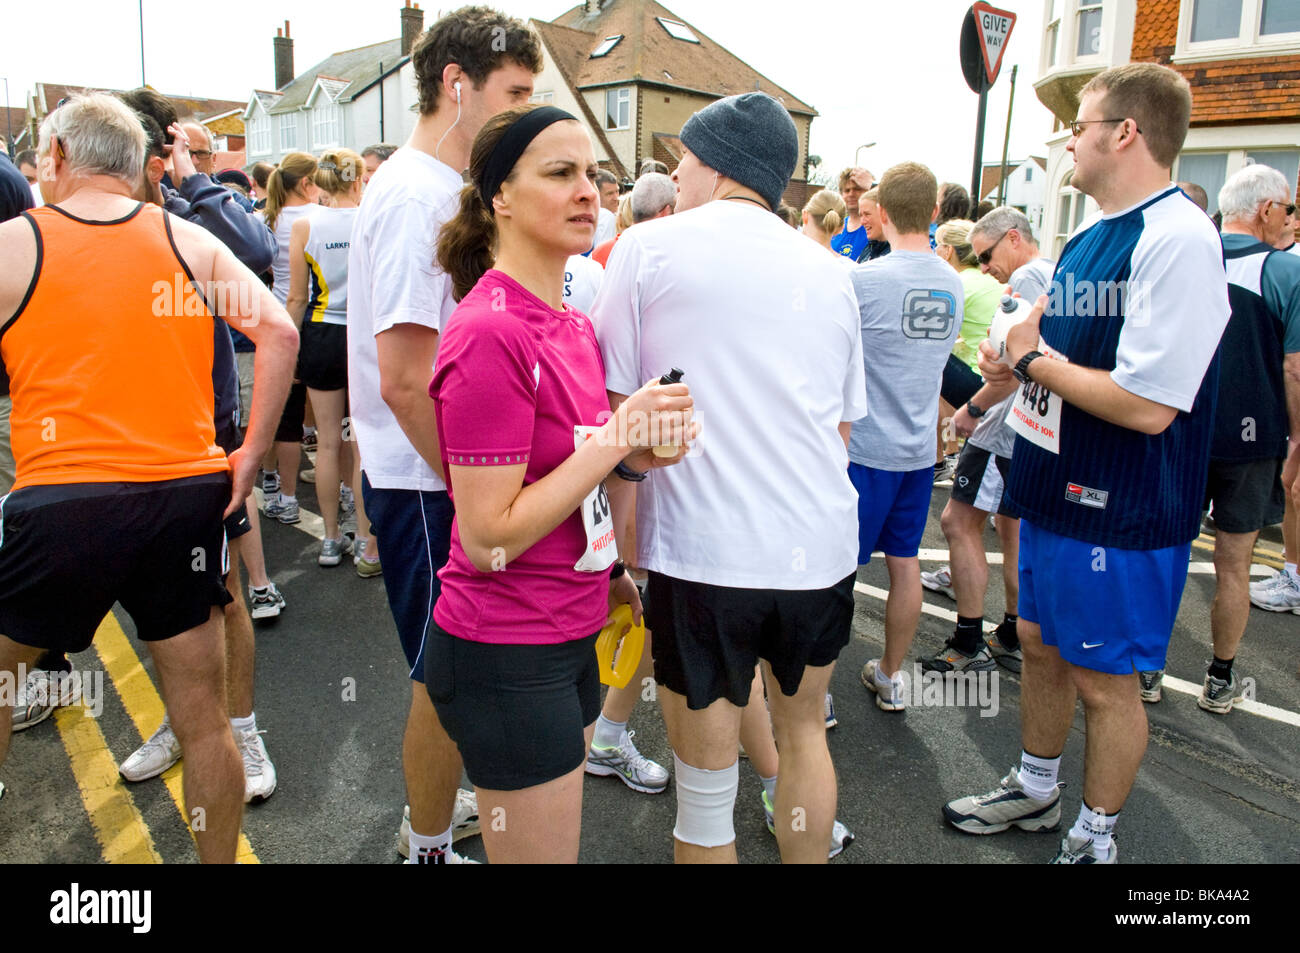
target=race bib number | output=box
[1006,342,1067,455]
[573,425,617,572]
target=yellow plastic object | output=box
[596,603,645,689]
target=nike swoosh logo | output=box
[1082,642,1104,649]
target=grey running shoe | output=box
[318,535,353,567]
[12,664,81,732]
[1249,572,1300,612]
[119,720,182,782]
[1198,670,1246,714]
[248,583,286,620]
[585,729,669,794]
[762,791,855,859]
[985,622,1023,673]
[943,766,1062,834]
[920,565,956,600]
[1051,833,1117,864]
[921,639,997,674]
[1139,669,1164,703]
[264,495,300,525]
[260,470,280,495]
[397,789,481,859]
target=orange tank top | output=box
[3,203,229,490]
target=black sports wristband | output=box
[614,461,646,482]
[966,400,985,419]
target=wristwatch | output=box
[966,400,985,419]
[1013,350,1043,385]
[614,461,646,483]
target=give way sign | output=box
[972,2,1017,86]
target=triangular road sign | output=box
[972,2,1017,86]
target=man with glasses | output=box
[1191,166,1300,719]
[921,207,1054,675]
[943,63,1230,863]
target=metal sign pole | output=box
[970,77,988,208]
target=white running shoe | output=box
[397,789,481,859]
[12,663,81,732]
[920,565,957,601]
[1249,568,1286,595]
[585,729,669,793]
[1249,571,1300,613]
[861,659,906,711]
[119,720,182,782]
[234,724,277,803]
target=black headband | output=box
[478,106,577,212]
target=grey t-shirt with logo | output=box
[969,257,1056,458]
[848,251,964,471]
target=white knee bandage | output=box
[672,754,738,848]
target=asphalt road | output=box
[3,456,1297,865]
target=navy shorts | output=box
[361,473,453,681]
[425,619,600,790]
[1018,520,1191,675]
[848,463,933,564]
[1203,457,1285,534]
[215,419,251,541]
[0,475,233,653]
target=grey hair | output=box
[630,172,674,222]
[972,205,1036,245]
[1219,164,1290,222]
[38,92,146,185]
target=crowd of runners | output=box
[0,4,1297,864]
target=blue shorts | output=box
[848,463,933,565]
[361,473,454,682]
[1017,520,1191,675]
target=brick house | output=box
[531,0,818,207]
[1033,0,1299,255]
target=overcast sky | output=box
[3,0,1057,190]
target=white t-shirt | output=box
[592,200,868,590]
[593,207,617,248]
[563,254,604,314]
[265,204,314,305]
[345,147,461,491]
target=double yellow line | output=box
[1193,532,1286,569]
[55,613,259,864]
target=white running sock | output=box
[230,713,256,732]
[409,824,453,863]
[1018,751,1061,801]
[1068,802,1117,857]
[593,714,627,749]
[279,494,297,505]
[1286,562,1297,580]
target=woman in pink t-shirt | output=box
[428,104,694,863]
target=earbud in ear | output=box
[454,81,462,102]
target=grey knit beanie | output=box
[679,92,797,211]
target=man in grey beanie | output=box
[591,91,867,864]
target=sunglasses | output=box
[977,229,1011,266]
[1271,200,1297,216]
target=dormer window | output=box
[656,17,700,42]
[591,35,622,57]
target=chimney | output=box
[401,2,425,57]
[585,0,601,14]
[273,20,294,90]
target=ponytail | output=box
[437,185,498,302]
[263,151,318,232]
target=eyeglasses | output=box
[977,229,1011,266]
[1069,118,1142,138]
[190,150,213,159]
[1269,200,1297,216]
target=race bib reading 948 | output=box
[1006,342,1068,455]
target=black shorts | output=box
[1204,457,1285,534]
[214,420,251,541]
[274,379,307,443]
[646,571,856,710]
[299,321,348,392]
[424,619,601,791]
[0,475,234,653]
[951,443,1013,516]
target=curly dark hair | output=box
[412,6,542,116]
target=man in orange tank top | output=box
[0,94,298,863]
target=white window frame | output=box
[1053,171,1091,258]
[1044,0,1063,67]
[656,17,700,43]
[312,103,340,149]
[591,35,623,58]
[529,91,554,104]
[247,114,271,156]
[605,87,631,131]
[279,115,296,151]
[1075,0,1106,58]
[1175,146,1300,214]
[1174,0,1300,63]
